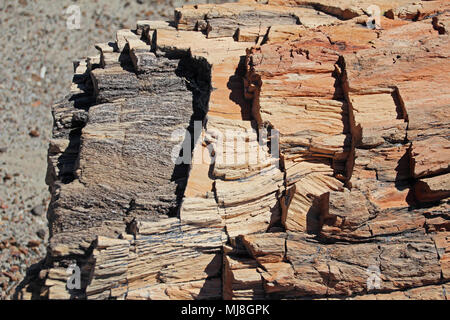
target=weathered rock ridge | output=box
[18,0,449,300]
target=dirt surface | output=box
[0,0,230,300]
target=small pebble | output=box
[36,229,46,240]
[10,247,21,256]
[31,204,44,216]
[27,240,41,248]
[29,129,40,137]
[18,246,29,255]
[3,271,18,282]
[10,265,19,272]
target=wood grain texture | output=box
[18,0,450,300]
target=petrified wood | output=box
[18,0,449,300]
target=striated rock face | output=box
[18,0,449,300]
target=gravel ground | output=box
[0,0,229,300]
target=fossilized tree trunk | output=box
[18,0,449,300]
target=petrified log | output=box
[18,0,449,300]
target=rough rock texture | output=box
[18,0,449,300]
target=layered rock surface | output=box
[18,0,449,300]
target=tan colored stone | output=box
[414,173,450,203]
[411,137,450,179]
